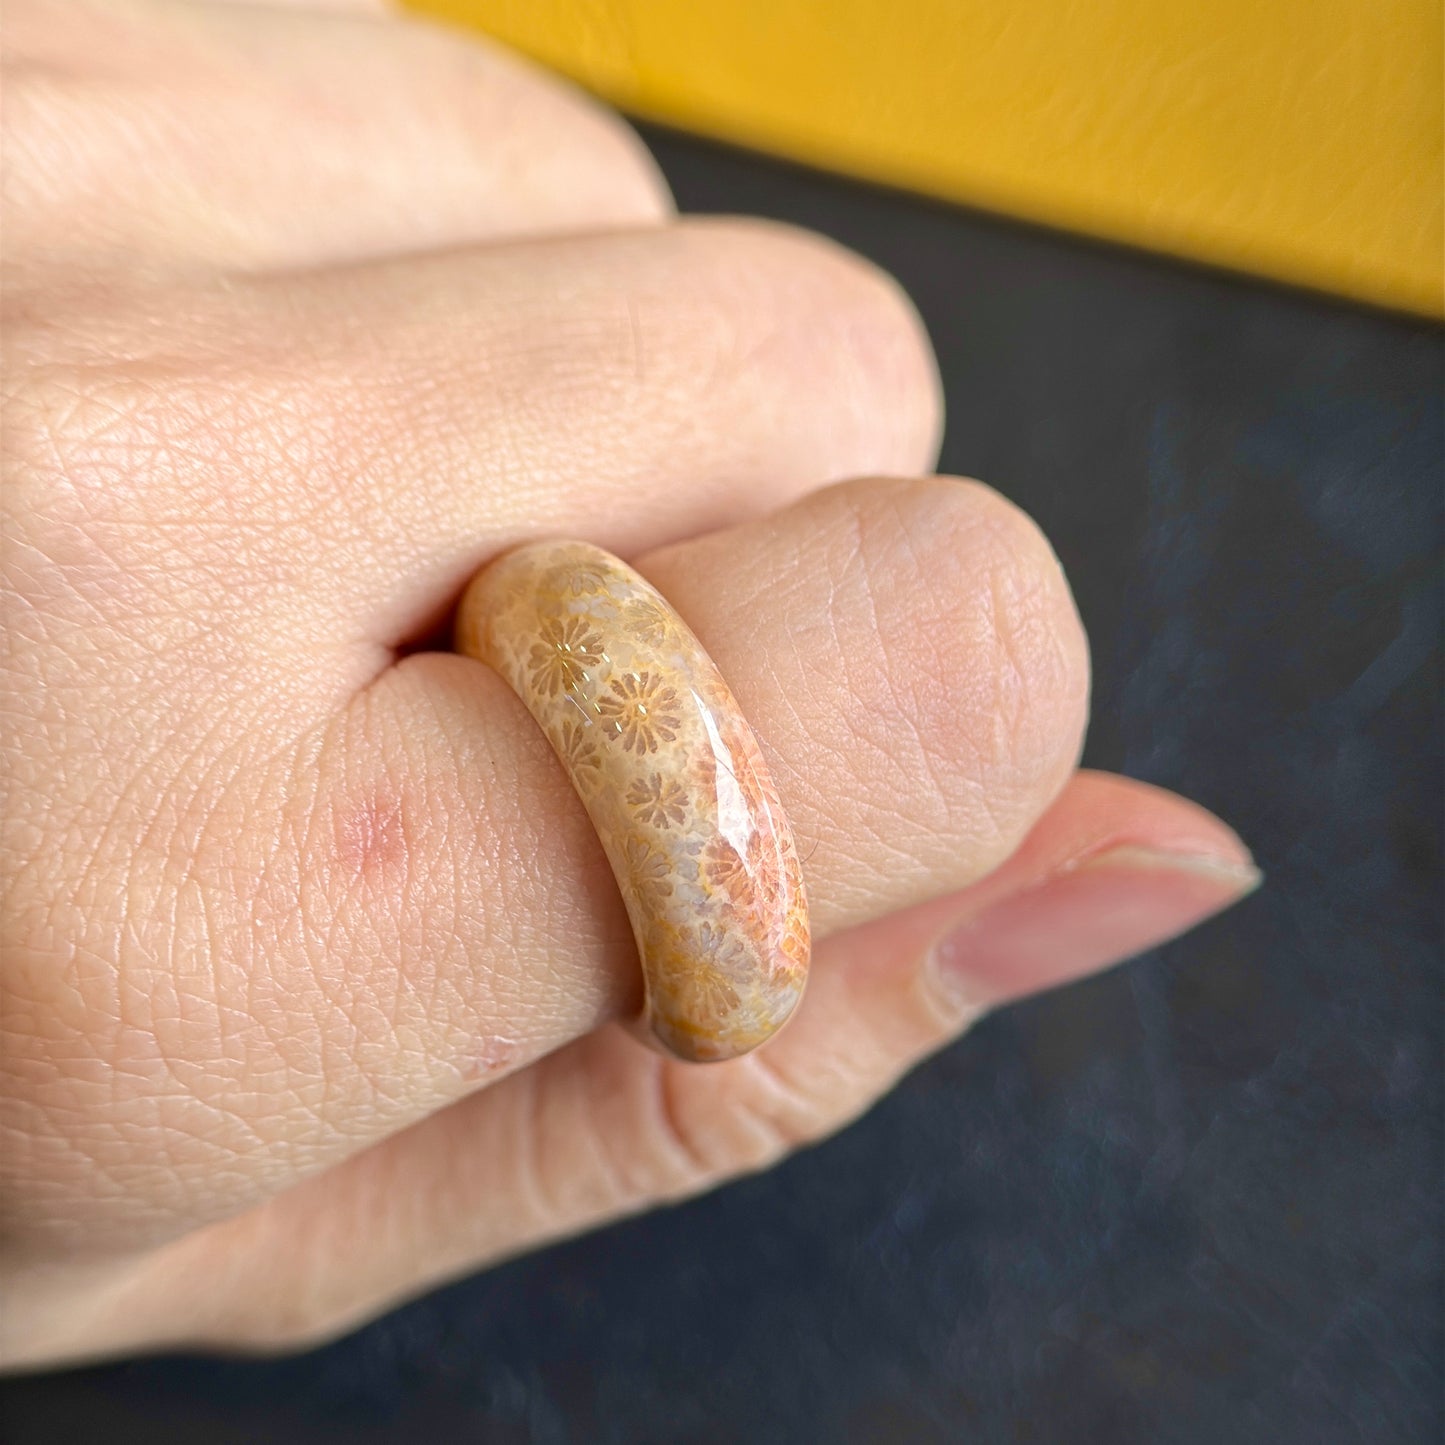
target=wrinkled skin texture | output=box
[0,0,1257,1367]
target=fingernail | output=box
[929,844,1262,1009]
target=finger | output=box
[282,478,1089,1185]
[55,770,1257,1358]
[149,220,940,660]
[277,216,942,641]
[6,0,671,271]
[321,475,1089,1089]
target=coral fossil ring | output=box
[455,540,810,1063]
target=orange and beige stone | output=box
[457,540,810,1062]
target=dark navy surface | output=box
[4,128,1441,1444]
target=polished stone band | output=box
[456,540,810,1062]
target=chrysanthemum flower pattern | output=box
[621,833,673,900]
[528,616,605,698]
[687,963,742,1018]
[619,596,673,646]
[596,671,682,754]
[700,836,746,892]
[553,716,603,793]
[457,539,810,1062]
[625,771,687,829]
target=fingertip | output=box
[807,768,1260,1041]
[928,844,1259,1007]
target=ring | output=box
[456,540,811,1063]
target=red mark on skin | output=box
[462,1037,518,1081]
[332,790,410,886]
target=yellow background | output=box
[409,0,1443,318]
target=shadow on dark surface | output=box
[4,128,1441,1445]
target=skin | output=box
[0,0,1259,1368]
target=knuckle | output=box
[944,479,1091,768]
[676,217,943,468]
[3,325,340,630]
[835,475,1090,832]
[564,107,675,224]
[633,1052,842,1198]
[5,358,214,538]
[406,22,674,228]
[2,369,184,635]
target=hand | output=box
[1,0,1258,1366]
